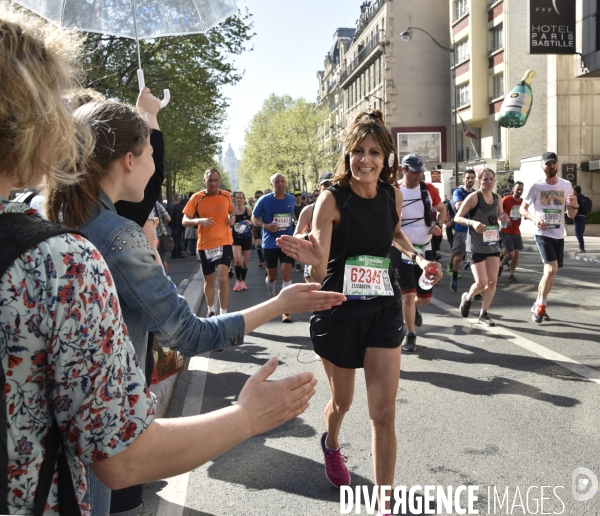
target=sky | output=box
[220,0,365,158]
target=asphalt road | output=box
[142,239,600,516]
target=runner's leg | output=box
[481,256,499,311]
[321,358,356,449]
[216,263,230,312]
[509,250,520,275]
[363,346,402,514]
[538,261,558,301]
[203,271,216,311]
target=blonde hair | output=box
[331,110,397,187]
[46,101,149,228]
[0,4,89,192]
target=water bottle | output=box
[498,70,535,129]
[418,265,438,291]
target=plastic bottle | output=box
[498,69,535,129]
[418,265,438,290]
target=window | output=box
[455,0,468,20]
[491,23,503,52]
[456,38,469,63]
[492,73,504,98]
[458,83,470,107]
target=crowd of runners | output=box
[0,5,584,516]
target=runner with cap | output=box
[449,169,477,292]
[390,154,446,352]
[520,152,579,323]
[252,173,297,323]
[498,181,525,282]
[294,172,334,282]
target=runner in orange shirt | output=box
[183,169,235,316]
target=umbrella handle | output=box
[160,90,171,108]
[137,69,171,108]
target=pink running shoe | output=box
[240,280,248,291]
[320,432,350,488]
[233,280,241,292]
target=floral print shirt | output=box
[0,199,156,515]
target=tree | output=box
[238,95,336,194]
[82,10,254,202]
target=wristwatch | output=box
[411,250,424,262]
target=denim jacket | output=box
[79,191,245,368]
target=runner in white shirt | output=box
[390,154,446,352]
[520,152,579,323]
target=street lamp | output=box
[364,94,384,103]
[400,26,459,187]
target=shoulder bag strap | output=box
[0,213,84,516]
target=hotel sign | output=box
[528,0,576,54]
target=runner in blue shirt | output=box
[449,169,476,292]
[252,173,296,322]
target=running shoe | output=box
[462,261,470,270]
[531,303,549,323]
[295,264,303,272]
[207,311,216,318]
[576,248,586,253]
[402,333,417,352]
[240,280,248,291]
[460,293,471,318]
[258,262,265,268]
[281,314,292,323]
[414,308,423,327]
[446,264,454,276]
[506,275,519,283]
[228,267,234,278]
[479,311,495,326]
[320,432,350,488]
[233,280,241,292]
[474,293,483,300]
[450,277,458,292]
[504,263,511,271]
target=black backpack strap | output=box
[419,181,432,227]
[0,212,84,516]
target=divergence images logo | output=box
[572,467,598,502]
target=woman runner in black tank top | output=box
[454,168,507,326]
[231,192,253,290]
[276,110,441,515]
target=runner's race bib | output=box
[542,209,561,229]
[483,225,500,246]
[343,255,394,300]
[401,244,426,265]
[509,205,521,220]
[273,213,292,230]
[205,246,223,263]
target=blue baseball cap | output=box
[401,153,426,172]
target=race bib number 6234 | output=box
[343,255,394,300]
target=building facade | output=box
[316,0,451,170]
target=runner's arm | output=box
[519,201,535,222]
[293,205,314,237]
[453,192,478,227]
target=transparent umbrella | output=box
[14,0,239,106]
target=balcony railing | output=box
[340,31,382,84]
[491,143,502,158]
[488,45,503,55]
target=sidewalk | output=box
[521,234,600,262]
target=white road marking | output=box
[155,353,211,515]
[430,298,600,385]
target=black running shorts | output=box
[263,247,294,269]
[534,235,564,268]
[197,245,233,275]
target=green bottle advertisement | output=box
[498,70,535,128]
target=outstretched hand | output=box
[275,283,345,314]
[277,234,325,266]
[237,358,317,436]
